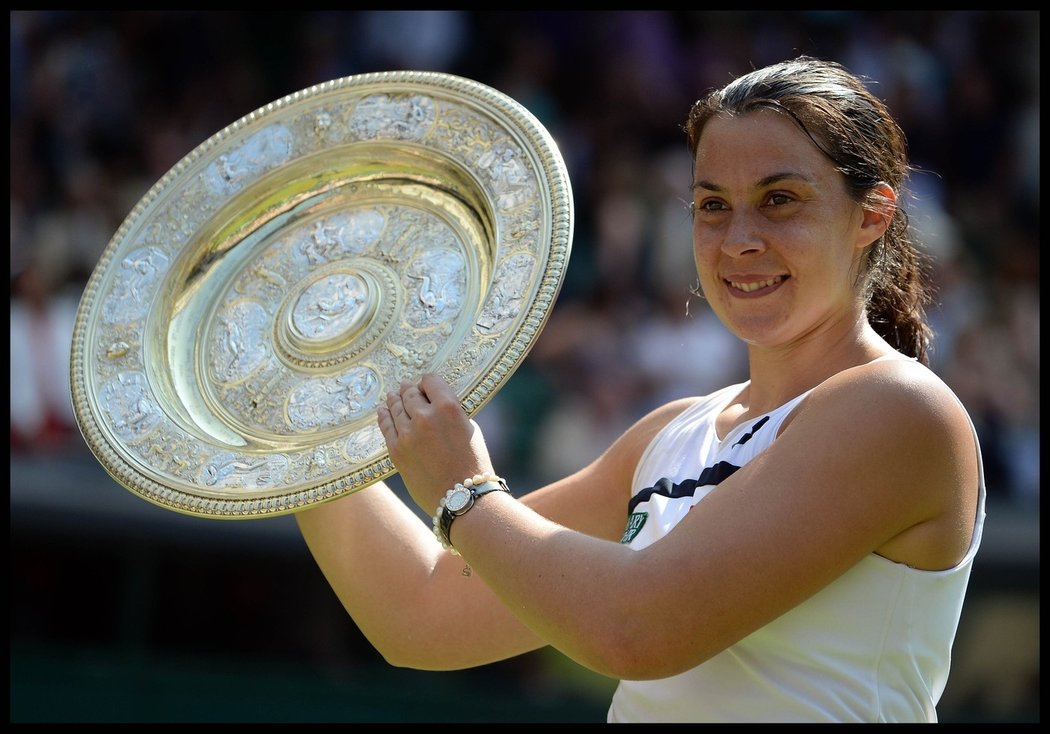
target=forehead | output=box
[692,110,834,184]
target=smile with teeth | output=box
[729,276,785,292]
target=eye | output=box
[764,192,795,207]
[693,198,728,214]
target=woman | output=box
[296,56,985,723]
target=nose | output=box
[721,211,767,257]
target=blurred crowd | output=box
[10,11,1039,508]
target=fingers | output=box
[418,372,456,404]
[397,379,431,418]
[377,374,456,444]
[378,377,429,433]
[382,391,409,440]
[376,403,395,440]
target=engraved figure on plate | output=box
[477,253,535,334]
[349,94,436,141]
[478,140,535,210]
[98,371,162,440]
[201,451,289,489]
[210,299,271,385]
[102,247,170,324]
[404,249,465,328]
[297,209,385,268]
[287,366,381,432]
[205,125,294,196]
[292,273,369,341]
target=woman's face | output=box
[690,109,883,351]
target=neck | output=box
[742,317,893,414]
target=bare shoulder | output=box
[784,357,980,568]
[797,358,972,435]
[791,357,979,485]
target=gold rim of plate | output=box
[69,70,573,520]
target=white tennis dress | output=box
[607,366,986,723]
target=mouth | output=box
[727,275,786,293]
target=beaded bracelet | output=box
[432,473,509,555]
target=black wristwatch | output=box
[437,478,510,551]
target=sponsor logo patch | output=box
[620,511,648,544]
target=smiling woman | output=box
[298,56,986,723]
[686,57,930,364]
[9,11,1039,726]
[689,110,891,349]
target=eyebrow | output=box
[690,172,811,192]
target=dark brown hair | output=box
[686,56,934,364]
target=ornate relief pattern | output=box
[70,71,572,518]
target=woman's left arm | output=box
[379,365,979,681]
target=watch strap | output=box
[438,478,510,551]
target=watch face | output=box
[445,487,473,514]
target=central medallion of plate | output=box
[200,198,480,441]
[290,271,375,344]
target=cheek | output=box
[688,219,713,259]
[692,249,725,298]
[691,220,718,266]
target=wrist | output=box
[432,474,510,555]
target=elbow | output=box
[370,641,444,672]
[380,650,431,671]
[373,639,415,670]
[597,649,703,683]
[586,623,710,681]
[590,645,670,682]
[363,627,465,673]
[381,649,477,673]
[361,630,442,672]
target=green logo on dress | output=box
[620,512,648,544]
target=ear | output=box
[856,182,897,250]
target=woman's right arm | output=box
[295,478,548,670]
[294,397,693,671]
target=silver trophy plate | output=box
[69,71,573,519]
